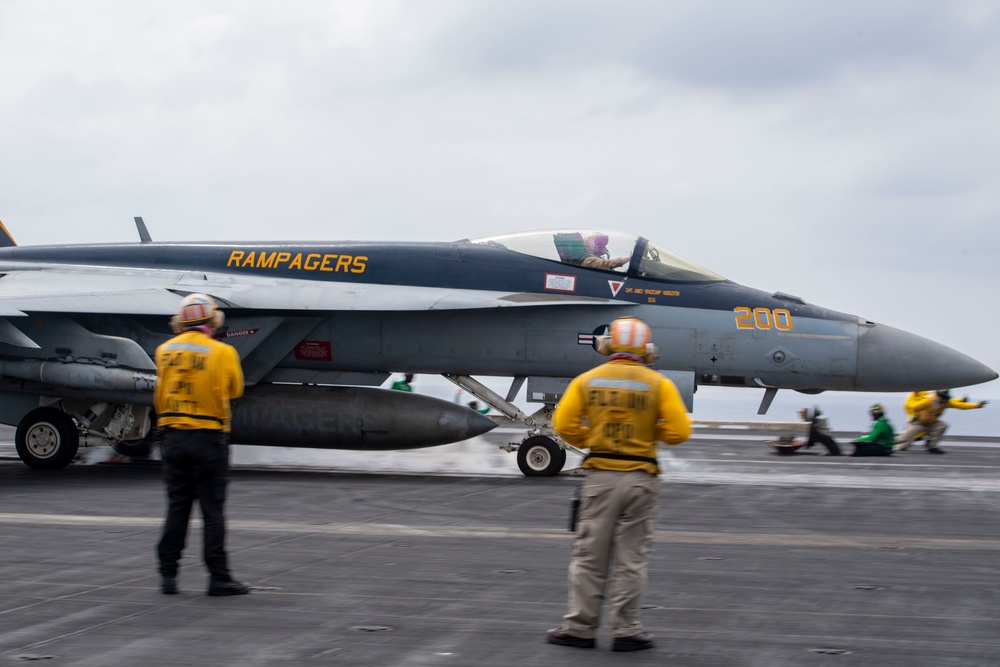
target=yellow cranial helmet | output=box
[170,293,224,333]
[597,316,659,363]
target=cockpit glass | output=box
[636,240,724,282]
[469,230,635,273]
[467,230,725,282]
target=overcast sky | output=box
[1,1,998,402]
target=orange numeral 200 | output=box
[734,307,793,331]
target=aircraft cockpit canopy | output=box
[468,229,725,283]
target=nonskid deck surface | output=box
[1,427,999,666]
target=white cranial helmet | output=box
[170,293,224,333]
[596,317,659,364]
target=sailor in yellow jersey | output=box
[154,293,250,596]
[893,389,987,454]
[546,316,691,652]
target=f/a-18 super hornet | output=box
[0,219,994,475]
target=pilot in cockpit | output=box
[582,233,630,269]
[553,232,630,270]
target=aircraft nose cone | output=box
[856,322,997,391]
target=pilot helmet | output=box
[935,389,951,401]
[584,233,610,258]
[596,316,659,363]
[869,403,885,419]
[170,293,224,333]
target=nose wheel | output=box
[516,435,567,477]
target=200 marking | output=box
[734,307,793,331]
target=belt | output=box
[583,452,658,465]
[160,427,224,434]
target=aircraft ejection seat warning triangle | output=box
[609,280,624,297]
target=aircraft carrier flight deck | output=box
[1,426,998,666]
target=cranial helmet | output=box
[870,403,885,419]
[584,233,610,258]
[170,293,224,333]
[596,316,659,363]
[936,389,951,401]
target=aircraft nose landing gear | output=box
[516,435,567,477]
[444,374,583,477]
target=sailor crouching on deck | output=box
[546,316,691,652]
[893,389,987,455]
[154,293,250,597]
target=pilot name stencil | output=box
[623,287,680,297]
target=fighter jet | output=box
[0,220,994,475]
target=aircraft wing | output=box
[0,264,627,315]
[0,264,195,316]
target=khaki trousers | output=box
[894,420,947,450]
[562,469,660,638]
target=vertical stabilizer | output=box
[0,219,16,247]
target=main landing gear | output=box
[15,407,80,470]
[13,401,154,470]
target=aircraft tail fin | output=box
[0,219,16,247]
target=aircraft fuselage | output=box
[0,229,994,471]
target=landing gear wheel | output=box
[112,440,153,459]
[516,435,566,477]
[112,411,158,460]
[15,407,80,470]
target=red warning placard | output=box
[295,340,332,361]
